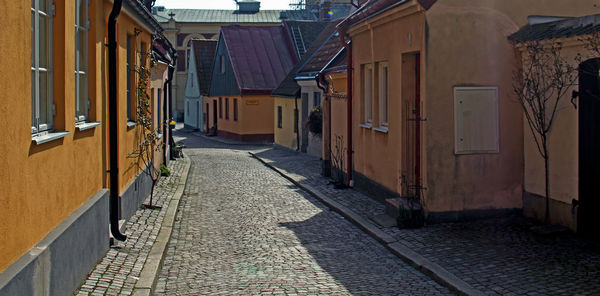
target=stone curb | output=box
[249,152,485,296]
[132,154,192,296]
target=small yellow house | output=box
[510,15,600,235]
[0,1,170,294]
[207,25,297,142]
[339,0,600,224]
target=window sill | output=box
[32,131,70,145]
[360,123,372,129]
[76,121,101,131]
[374,126,388,133]
[127,121,137,128]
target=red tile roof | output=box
[221,25,298,93]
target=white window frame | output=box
[378,62,389,128]
[31,0,55,135]
[75,0,90,123]
[363,64,373,125]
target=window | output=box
[454,87,499,154]
[294,108,298,133]
[378,62,389,127]
[363,64,373,125]
[219,97,222,118]
[219,55,225,74]
[225,98,229,120]
[313,92,321,107]
[126,35,133,121]
[277,106,282,128]
[234,98,238,121]
[75,0,89,123]
[31,0,54,134]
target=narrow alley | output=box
[154,133,453,295]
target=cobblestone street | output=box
[155,133,452,295]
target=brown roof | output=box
[221,25,298,93]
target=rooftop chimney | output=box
[236,0,261,14]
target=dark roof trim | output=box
[124,0,163,33]
[338,0,435,31]
[509,14,600,43]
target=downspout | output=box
[337,28,353,187]
[316,73,331,177]
[415,53,422,196]
[167,63,176,159]
[162,80,168,165]
[108,0,126,242]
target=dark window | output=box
[225,98,229,120]
[234,98,238,121]
[219,97,222,118]
[127,35,132,121]
[294,108,298,133]
[314,92,321,107]
[177,50,186,71]
[277,106,282,128]
[220,55,225,74]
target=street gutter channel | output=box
[249,152,485,296]
[132,153,192,296]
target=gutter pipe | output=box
[108,0,127,242]
[337,28,353,187]
[316,73,331,177]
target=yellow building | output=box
[207,25,298,142]
[339,0,600,224]
[510,16,600,235]
[0,1,171,294]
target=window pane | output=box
[77,73,88,118]
[39,15,49,69]
[39,71,50,127]
[79,0,87,28]
[31,12,35,66]
[39,0,49,13]
[32,70,36,128]
[78,30,86,71]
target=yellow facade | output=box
[0,0,163,274]
[347,0,600,219]
[274,97,300,150]
[206,95,275,141]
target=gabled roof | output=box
[338,0,437,31]
[221,26,298,93]
[272,19,344,98]
[284,20,331,58]
[509,14,600,43]
[153,9,317,23]
[190,40,218,96]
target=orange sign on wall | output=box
[246,100,259,105]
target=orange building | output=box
[0,1,173,294]
[338,0,600,224]
[207,25,297,141]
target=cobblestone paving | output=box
[74,157,186,296]
[155,134,452,295]
[255,145,600,295]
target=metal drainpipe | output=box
[163,80,168,165]
[415,53,422,196]
[337,28,353,187]
[316,74,331,176]
[167,64,176,159]
[295,95,300,151]
[108,0,126,242]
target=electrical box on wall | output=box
[454,86,499,154]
